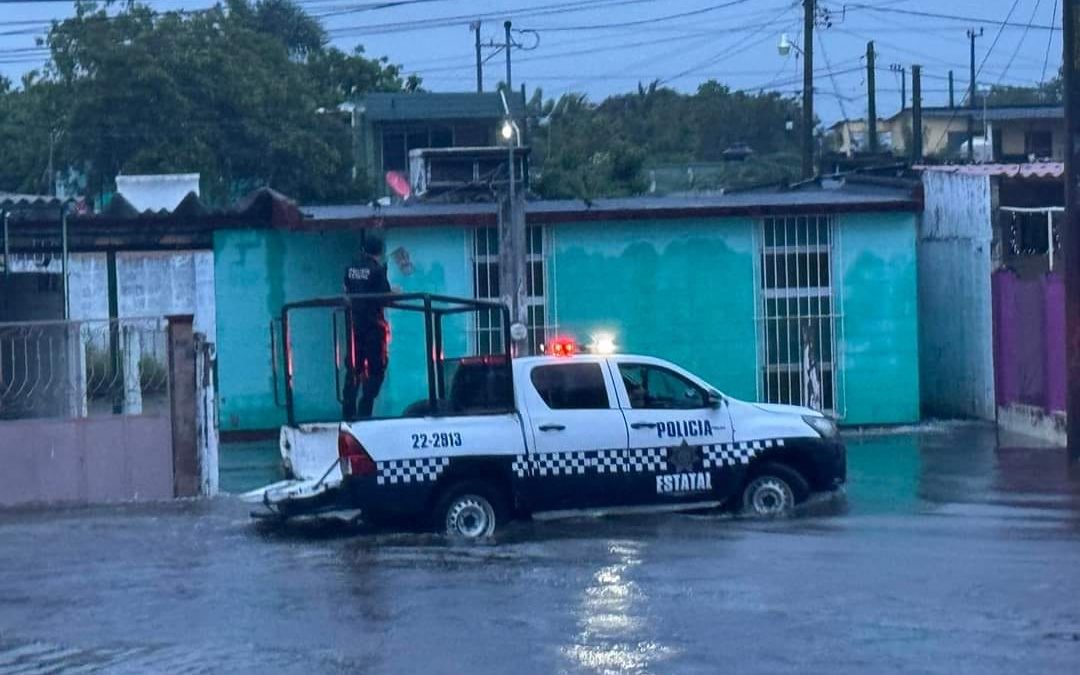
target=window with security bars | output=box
[471,225,549,355]
[757,215,840,414]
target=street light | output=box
[778,33,802,57]
[500,120,514,142]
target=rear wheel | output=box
[432,481,506,540]
[741,463,809,517]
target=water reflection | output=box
[843,422,1080,530]
[562,540,674,674]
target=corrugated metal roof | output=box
[918,162,1063,178]
[359,92,526,122]
[304,181,918,226]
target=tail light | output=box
[338,429,377,477]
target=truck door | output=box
[520,359,630,513]
[611,359,737,506]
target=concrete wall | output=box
[918,171,995,420]
[213,226,472,431]
[548,217,759,401]
[837,212,921,425]
[214,211,921,431]
[0,415,174,507]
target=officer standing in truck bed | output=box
[342,235,391,420]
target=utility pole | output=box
[911,65,923,162]
[890,64,906,111]
[948,70,955,108]
[1063,0,1080,461]
[801,0,815,179]
[504,21,513,92]
[866,41,877,154]
[472,21,482,93]
[967,28,984,162]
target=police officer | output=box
[342,236,391,420]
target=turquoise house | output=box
[213,179,922,434]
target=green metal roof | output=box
[358,92,526,122]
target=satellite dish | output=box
[385,171,411,200]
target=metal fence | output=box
[0,317,169,421]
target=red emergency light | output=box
[547,336,578,358]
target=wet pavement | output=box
[2,423,1080,674]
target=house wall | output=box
[214,228,364,432]
[213,209,921,432]
[836,212,920,425]
[917,171,995,420]
[998,120,1065,159]
[213,225,472,432]
[547,218,759,401]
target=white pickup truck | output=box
[253,313,846,539]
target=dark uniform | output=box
[342,253,391,420]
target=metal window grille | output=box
[470,225,551,355]
[756,215,842,415]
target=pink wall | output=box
[0,415,174,507]
[992,271,1065,413]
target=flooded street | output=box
[2,424,1079,674]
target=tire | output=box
[740,463,810,517]
[431,480,507,540]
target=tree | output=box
[0,0,414,203]
[531,82,804,199]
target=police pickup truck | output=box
[257,334,846,540]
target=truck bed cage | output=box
[278,293,513,426]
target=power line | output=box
[995,0,1042,87]
[841,2,1059,31]
[1042,0,1060,82]
[660,2,797,84]
[326,0,663,37]
[526,0,756,31]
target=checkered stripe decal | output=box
[702,439,785,469]
[376,456,451,485]
[533,451,591,477]
[625,447,667,473]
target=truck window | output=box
[618,363,706,410]
[530,363,609,410]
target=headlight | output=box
[803,415,838,439]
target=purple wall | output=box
[0,415,174,507]
[992,271,1065,413]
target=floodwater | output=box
[1,423,1079,674]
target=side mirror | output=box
[706,391,724,408]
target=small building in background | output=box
[826,118,893,157]
[354,92,526,197]
[886,105,1064,162]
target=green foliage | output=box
[531,80,804,199]
[0,0,414,204]
[984,69,1063,106]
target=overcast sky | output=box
[0,0,1064,124]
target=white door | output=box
[611,359,735,505]
[520,359,629,511]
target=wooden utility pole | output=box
[472,21,483,93]
[911,65,923,162]
[801,0,815,179]
[967,28,983,161]
[866,41,878,153]
[948,70,955,108]
[1063,0,1080,461]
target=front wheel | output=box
[432,481,506,540]
[741,463,809,517]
